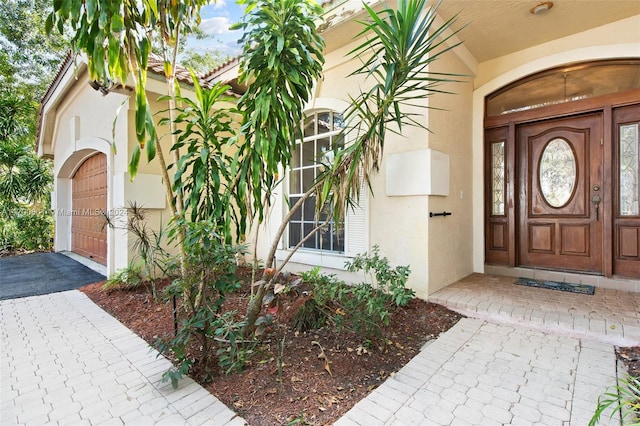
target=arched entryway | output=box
[484,59,640,279]
[71,153,107,265]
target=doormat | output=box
[514,277,595,295]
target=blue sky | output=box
[186,1,245,59]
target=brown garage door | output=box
[72,153,107,265]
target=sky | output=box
[186,0,245,59]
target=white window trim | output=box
[275,247,353,270]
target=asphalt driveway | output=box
[0,252,105,300]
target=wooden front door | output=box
[517,113,604,273]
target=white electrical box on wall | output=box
[425,148,450,196]
[386,148,449,196]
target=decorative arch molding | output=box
[305,97,351,115]
[56,137,113,179]
[472,44,640,272]
[54,136,115,275]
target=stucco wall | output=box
[50,77,176,276]
[51,81,130,275]
[426,49,474,295]
[118,94,178,270]
[252,23,474,298]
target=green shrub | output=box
[292,298,327,332]
[102,263,145,291]
[0,218,19,254]
[299,247,415,340]
[0,209,53,253]
[121,203,173,299]
[157,219,248,387]
[590,374,640,426]
[214,312,257,375]
[345,245,415,306]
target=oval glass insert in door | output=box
[539,138,577,207]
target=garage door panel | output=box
[72,153,107,265]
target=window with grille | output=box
[288,111,346,252]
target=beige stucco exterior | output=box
[39,61,175,276]
[39,3,640,296]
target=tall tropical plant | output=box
[230,0,326,336]
[232,0,326,221]
[240,0,464,336]
[0,95,52,211]
[163,71,241,242]
[47,0,213,276]
[0,2,66,253]
[0,93,53,253]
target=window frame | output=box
[287,110,346,253]
[275,101,369,269]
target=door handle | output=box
[591,194,601,221]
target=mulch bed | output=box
[80,273,463,425]
[80,272,640,425]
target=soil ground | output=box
[80,274,463,425]
[80,274,640,425]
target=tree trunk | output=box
[242,186,329,337]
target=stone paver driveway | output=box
[1,291,245,425]
[3,272,640,425]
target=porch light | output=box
[530,1,553,15]
[88,79,112,96]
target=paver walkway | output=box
[336,318,618,425]
[1,291,245,426]
[429,273,640,347]
[3,273,640,425]
[337,274,640,425]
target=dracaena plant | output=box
[240,0,465,337]
[230,0,326,337]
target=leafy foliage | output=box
[230,0,327,338]
[46,0,210,176]
[0,93,53,254]
[180,48,230,75]
[99,203,175,297]
[299,249,414,340]
[346,245,415,307]
[292,298,327,332]
[157,219,247,386]
[232,0,325,222]
[0,138,52,207]
[590,374,640,426]
[102,262,145,292]
[0,208,53,254]
[170,219,243,313]
[0,2,63,254]
[214,312,257,375]
[163,73,243,242]
[0,0,69,97]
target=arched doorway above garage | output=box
[484,59,640,279]
[71,153,107,265]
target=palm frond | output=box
[318,0,467,219]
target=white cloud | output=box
[212,0,227,9]
[199,16,234,35]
